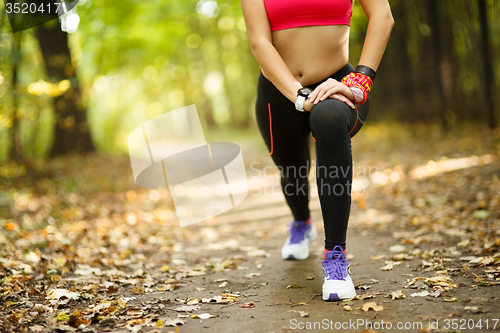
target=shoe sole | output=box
[322,290,356,301]
[281,226,317,260]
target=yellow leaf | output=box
[131,286,145,295]
[443,297,458,302]
[55,257,67,268]
[56,312,70,321]
[360,302,384,312]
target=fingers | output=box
[308,78,342,104]
[303,99,315,112]
[305,79,356,109]
[329,93,356,109]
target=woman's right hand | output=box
[303,93,355,111]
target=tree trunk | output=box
[390,0,417,123]
[436,1,460,127]
[426,0,450,131]
[34,20,94,156]
[478,0,497,130]
[8,32,23,161]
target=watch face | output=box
[298,87,313,97]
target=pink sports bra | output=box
[264,0,353,32]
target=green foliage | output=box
[0,0,499,159]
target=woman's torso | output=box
[262,0,352,86]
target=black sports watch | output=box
[295,87,313,112]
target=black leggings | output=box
[255,62,369,250]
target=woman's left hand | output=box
[308,78,356,109]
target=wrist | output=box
[288,81,303,103]
[340,72,373,105]
[295,87,313,111]
[342,85,355,101]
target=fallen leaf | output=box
[391,253,414,261]
[356,285,371,290]
[387,290,406,299]
[106,285,119,294]
[430,288,442,297]
[424,276,457,289]
[125,319,144,332]
[443,297,458,302]
[246,273,261,278]
[127,309,143,318]
[46,289,80,300]
[380,262,394,271]
[56,312,70,322]
[465,306,486,314]
[186,298,199,305]
[32,304,49,313]
[201,294,237,303]
[175,305,200,312]
[389,245,406,253]
[344,305,352,311]
[185,270,206,277]
[472,210,488,219]
[24,251,41,264]
[240,302,255,308]
[191,313,215,319]
[361,294,377,300]
[162,318,186,326]
[410,291,430,297]
[156,284,178,292]
[131,286,145,295]
[371,255,386,260]
[479,257,496,266]
[473,272,485,283]
[74,266,102,276]
[286,285,301,289]
[360,302,384,312]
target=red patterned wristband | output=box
[340,72,373,105]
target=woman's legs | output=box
[306,64,369,301]
[298,62,369,252]
[255,63,369,300]
[255,63,369,257]
[309,97,369,251]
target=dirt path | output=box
[2,125,500,333]
[104,162,500,333]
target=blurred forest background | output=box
[0,0,499,161]
[1,3,500,330]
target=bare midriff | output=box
[262,25,350,87]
